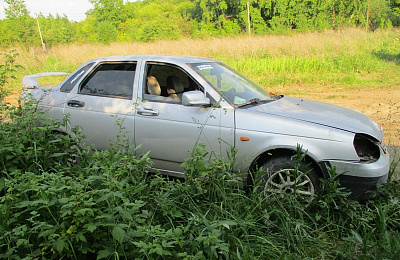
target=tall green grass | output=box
[0,96,399,259]
[4,28,400,92]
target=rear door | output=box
[64,61,139,149]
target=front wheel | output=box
[257,156,320,202]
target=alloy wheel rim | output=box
[264,168,315,199]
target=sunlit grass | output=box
[5,28,399,92]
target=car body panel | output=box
[250,96,384,140]
[64,94,136,150]
[135,102,234,175]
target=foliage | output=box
[37,14,76,46]
[0,50,20,108]
[1,46,400,259]
[4,0,29,19]
[0,16,38,47]
[1,0,400,46]
[1,101,399,258]
[88,0,125,27]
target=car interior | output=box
[144,63,202,103]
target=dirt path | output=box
[317,88,399,146]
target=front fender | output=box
[234,128,358,173]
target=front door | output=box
[134,62,234,175]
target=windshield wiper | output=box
[238,98,273,108]
[269,92,284,100]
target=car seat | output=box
[166,76,185,101]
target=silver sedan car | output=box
[22,55,389,200]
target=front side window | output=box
[79,62,136,99]
[143,63,203,103]
[190,62,272,106]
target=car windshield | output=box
[190,62,273,107]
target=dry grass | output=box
[12,28,395,68]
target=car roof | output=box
[88,55,218,64]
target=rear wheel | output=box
[257,155,320,202]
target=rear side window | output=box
[60,63,94,93]
[79,62,136,99]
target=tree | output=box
[122,0,191,41]
[4,0,29,19]
[74,16,98,43]
[87,0,125,26]
[192,0,243,36]
[38,14,76,46]
[366,0,392,30]
[96,20,119,43]
[390,0,400,25]
[2,0,38,46]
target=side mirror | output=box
[182,91,210,106]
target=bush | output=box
[1,53,400,259]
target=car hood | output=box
[247,96,384,140]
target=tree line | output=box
[1,0,400,47]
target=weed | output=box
[1,45,400,259]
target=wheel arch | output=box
[247,147,329,186]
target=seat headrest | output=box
[167,76,184,93]
[147,76,161,95]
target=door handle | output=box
[137,108,159,116]
[67,100,85,108]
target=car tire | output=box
[257,155,321,201]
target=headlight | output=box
[353,134,380,163]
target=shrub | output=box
[1,52,400,259]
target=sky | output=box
[0,0,93,22]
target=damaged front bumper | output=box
[328,148,390,200]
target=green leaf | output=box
[112,226,125,243]
[85,223,97,233]
[53,238,66,253]
[0,177,5,191]
[350,229,364,244]
[49,152,68,158]
[77,232,87,242]
[61,209,72,217]
[174,227,183,236]
[38,228,55,238]
[97,249,113,259]
[16,239,28,247]
[218,220,238,230]
[58,198,69,204]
